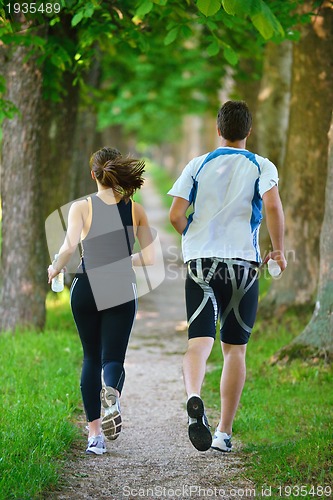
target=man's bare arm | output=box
[262,186,287,271]
[169,197,190,235]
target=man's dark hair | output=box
[217,101,252,141]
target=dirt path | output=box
[49,179,256,500]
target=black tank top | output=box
[81,194,135,272]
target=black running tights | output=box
[70,274,137,422]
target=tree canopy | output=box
[0,0,311,143]
[2,0,330,339]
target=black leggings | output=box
[70,273,137,422]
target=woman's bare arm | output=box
[131,202,155,266]
[48,201,85,282]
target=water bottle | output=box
[51,254,64,292]
[267,258,281,277]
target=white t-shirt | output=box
[168,147,278,263]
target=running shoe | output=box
[211,429,232,452]
[86,434,107,455]
[187,395,212,451]
[100,386,122,440]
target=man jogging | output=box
[168,100,287,452]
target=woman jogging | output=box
[48,147,153,455]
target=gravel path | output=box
[48,179,256,500]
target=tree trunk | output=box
[256,40,292,173]
[264,2,333,308]
[70,56,102,200]
[70,111,101,200]
[291,113,333,354]
[0,45,46,331]
[0,16,80,332]
[256,40,293,255]
[40,70,80,219]
[234,58,262,153]
[39,15,80,219]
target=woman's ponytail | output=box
[90,147,145,199]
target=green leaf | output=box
[222,0,248,16]
[152,0,168,5]
[50,17,61,27]
[166,20,178,30]
[84,5,95,18]
[207,20,218,31]
[250,1,284,40]
[50,53,66,71]
[181,25,193,38]
[71,11,84,27]
[223,0,284,40]
[223,46,238,65]
[135,1,154,18]
[0,75,6,94]
[251,11,273,39]
[0,98,19,119]
[1,33,46,49]
[197,0,221,17]
[207,39,220,56]
[164,27,179,45]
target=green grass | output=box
[0,290,83,500]
[2,253,332,498]
[203,279,333,497]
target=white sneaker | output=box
[211,429,232,452]
[100,386,122,440]
[86,434,107,455]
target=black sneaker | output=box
[187,395,212,451]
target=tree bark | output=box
[264,2,333,308]
[0,16,80,332]
[291,112,333,354]
[256,40,292,173]
[234,58,262,153]
[256,40,293,255]
[39,15,80,218]
[40,70,80,219]
[0,44,46,331]
[70,55,102,200]
[70,110,101,200]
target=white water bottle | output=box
[51,254,64,292]
[267,258,281,277]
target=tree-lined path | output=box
[49,178,255,500]
[1,2,332,497]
